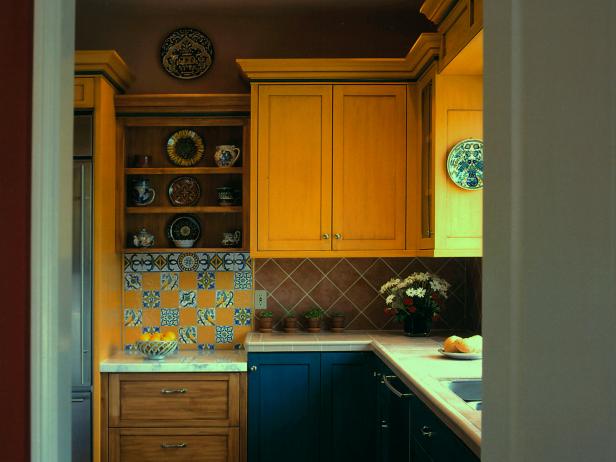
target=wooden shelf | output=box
[125,167,243,175]
[122,247,246,253]
[127,206,242,214]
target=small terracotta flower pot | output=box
[306,318,321,333]
[258,317,273,333]
[284,316,298,333]
[330,315,345,333]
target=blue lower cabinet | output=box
[248,353,321,462]
[321,352,376,462]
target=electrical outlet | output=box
[254,290,267,309]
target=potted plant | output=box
[379,272,450,337]
[256,310,273,333]
[283,313,298,333]
[329,312,345,333]
[304,308,325,333]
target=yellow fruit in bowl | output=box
[150,332,163,341]
[139,332,151,342]
[443,335,461,353]
[163,331,177,341]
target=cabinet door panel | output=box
[257,85,332,251]
[332,85,407,250]
[248,353,321,462]
[321,352,375,462]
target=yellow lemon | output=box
[443,335,460,353]
[139,332,151,342]
[150,332,163,341]
[163,331,177,341]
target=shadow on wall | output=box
[75,4,434,93]
[254,257,482,333]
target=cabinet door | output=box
[332,85,407,251]
[248,353,321,462]
[321,352,375,462]
[257,85,333,251]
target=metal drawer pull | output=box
[161,442,187,449]
[382,375,413,398]
[420,426,434,438]
[160,388,187,394]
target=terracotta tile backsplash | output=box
[254,257,482,332]
[123,252,253,351]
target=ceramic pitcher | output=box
[214,145,240,167]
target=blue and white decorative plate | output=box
[446,139,484,190]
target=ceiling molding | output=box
[114,93,251,114]
[419,0,457,25]
[236,32,441,81]
[75,50,134,92]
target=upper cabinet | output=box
[252,83,408,257]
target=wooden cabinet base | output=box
[109,427,239,462]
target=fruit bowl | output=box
[135,340,178,360]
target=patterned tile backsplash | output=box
[254,257,482,332]
[123,252,253,351]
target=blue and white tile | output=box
[179,290,197,308]
[142,326,160,334]
[161,308,179,326]
[160,272,179,291]
[179,326,197,344]
[234,272,253,289]
[215,326,234,344]
[198,344,216,351]
[124,309,143,327]
[124,273,142,290]
[233,308,252,326]
[197,308,216,326]
[124,252,252,273]
[142,290,160,308]
[197,271,216,290]
[216,290,234,308]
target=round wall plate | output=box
[446,138,484,190]
[161,28,214,80]
[168,176,201,206]
[166,129,205,167]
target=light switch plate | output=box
[254,290,267,309]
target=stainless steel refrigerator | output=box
[72,113,93,462]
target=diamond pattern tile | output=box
[346,279,378,309]
[327,259,360,292]
[291,260,323,292]
[309,279,342,309]
[311,258,340,275]
[275,258,305,274]
[347,258,378,275]
[271,278,304,308]
[255,259,287,292]
[362,260,396,291]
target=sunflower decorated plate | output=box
[446,138,484,190]
[166,129,205,167]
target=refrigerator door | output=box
[72,392,92,462]
[72,159,92,389]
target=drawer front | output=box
[109,373,240,427]
[74,77,94,108]
[109,428,238,462]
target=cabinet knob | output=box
[250,365,258,372]
[322,233,330,240]
[334,233,342,239]
[420,426,434,438]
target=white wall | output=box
[483,1,616,461]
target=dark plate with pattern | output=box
[161,28,214,80]
[168,176,201,206]
[168,215,201,241]
[166,129,205,167]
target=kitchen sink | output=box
[441,379,482,411]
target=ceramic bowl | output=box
[135,340,178,360]
[173,239,196,248]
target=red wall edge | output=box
[0,0,33,461]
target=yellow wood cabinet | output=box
[253,83,407,256]
[74,77,95,108]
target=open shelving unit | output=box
[115,94,251,253]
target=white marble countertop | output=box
[245,331,482,456]
[99,350,247,373]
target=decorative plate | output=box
[168,215,201,241]
[160,28,214,80]
[166,129,205,167]
[446,138,484,190]
[438,348,482,360]
[168,176,201,206]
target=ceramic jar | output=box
[214,145,240,167]
[132,228,155,248]
[131,177,155,206]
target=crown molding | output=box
[420,0,458,25]
[114,93,251,114]
[75,50,134,92]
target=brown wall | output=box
[0,0,32,460]
[76,5,434,93]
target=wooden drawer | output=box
[109,427,238,462]
[74,77,94,108]
[109,373,240,427]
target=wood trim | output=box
[249,84,259,255]
[420,0,458,25]
[239,373,247,462]
[101,374,109,462]
[75,50,134,92]
[237,33,440,81]
[250,249,420,258]
[115,94,250,114]
[74,77,95,108]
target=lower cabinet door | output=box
[321,352,375,462]
[248,353,321,462]
[108,427,239,462]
